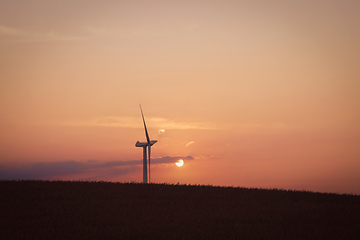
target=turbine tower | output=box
[135,105,157,183]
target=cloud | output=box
[85,26,120,36]
[186,141,195,147]
[0,25,81,42]
[0,161,84,180]
[0,156,194,181]
[47,116,296,131]
[152,155,193,164]
[150,118,217,130]
[0,25,27,37]
[55,116,217,130]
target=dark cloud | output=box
[0,161,84,180]
[83,155,193,169]
[0,156,194,180]
[152,155,193,164]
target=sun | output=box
[175,159,184,167]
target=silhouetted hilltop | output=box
[1,180,359,240]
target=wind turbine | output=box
[135,105,157,183]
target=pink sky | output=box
[1,0,359,194]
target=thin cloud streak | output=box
[47,116,297,131]
[0,25,82,42]
[55,116,218,130]
[0,23,184,43]
[0,156,194,180]
[0,25,27,37]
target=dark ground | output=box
[1,180,359,240]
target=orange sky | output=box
[1,0,359,194]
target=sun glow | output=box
[175,159,184,167]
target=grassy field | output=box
[1,180,359,239]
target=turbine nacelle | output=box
[135,140,157,147]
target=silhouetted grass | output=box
[1,180,359,239]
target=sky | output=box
[1,0,359,194]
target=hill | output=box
[1,180,359,239]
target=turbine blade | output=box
[140,104,151,144]
[148,146,151,183]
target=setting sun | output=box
[175,159,184,167]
